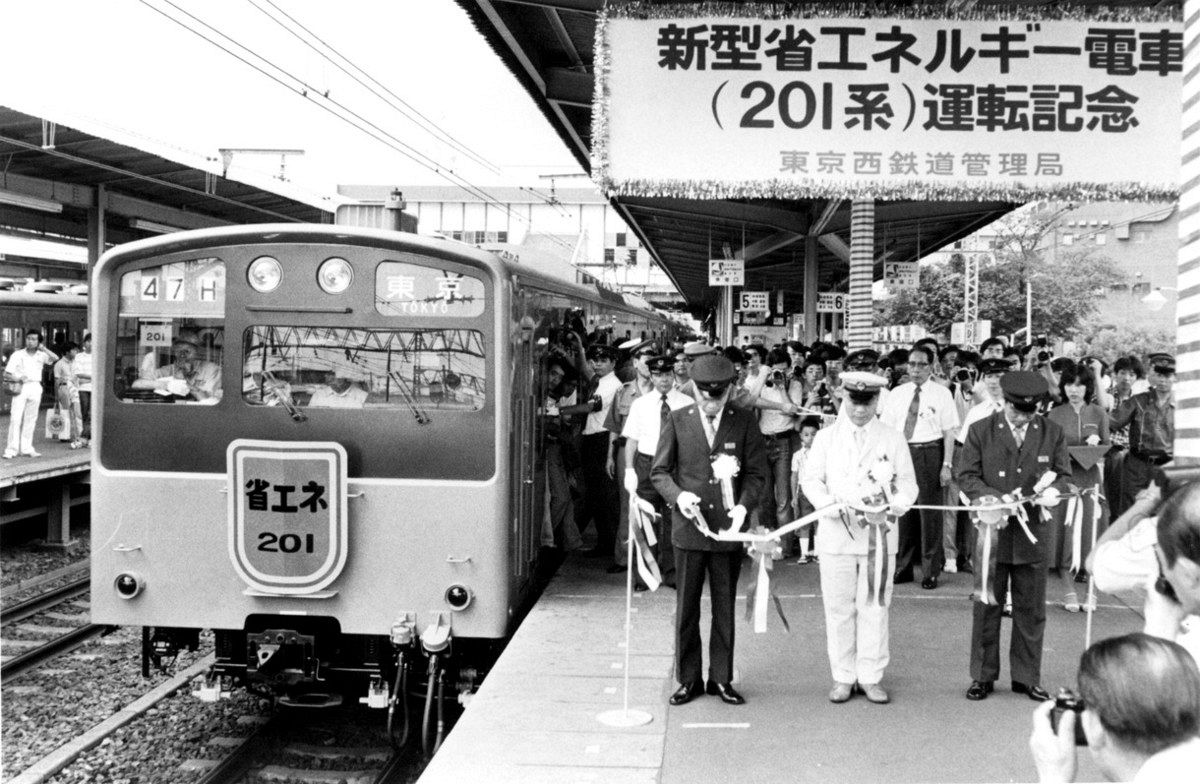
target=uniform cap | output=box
[172,330,202,349]
[1149,352,1176,374]
[1000,370,1048,412]
[844,348,881,370]
[689,354,737,390]
[684,340,717,357]
[978,358,1010,376]
[647,355,676,374]
[585,344,617,362]
[840,371,888,403]
[619,337,656,355]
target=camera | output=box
[953,367,974,384]
[766,369,787,388]
[1049,688,1088,746]
[1036,349,1053,365]
[588,394,602,413]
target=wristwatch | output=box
[942,462,952,468]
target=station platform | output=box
[419,551,1143,784]
[0,412,91,542]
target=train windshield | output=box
[113,258,225,405]
[242,326,486,418]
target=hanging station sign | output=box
[594,3,1181,201]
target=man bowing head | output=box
[652,354,768,706]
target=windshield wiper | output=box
[263,371,307,423]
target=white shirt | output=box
[757,378,804,435]
[1133,737,1200,783]
[879,380,959,443]
[958,397,1004,444]
[622,388,692,456]
[744,365,769,399]
[73,350,93,393]
[584,371,622,435]
[4,349,50,387]
[308,384,368,408]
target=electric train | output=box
[88,224,679,740]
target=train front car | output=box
[90,225,514,711]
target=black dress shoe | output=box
[966,680,994,701]
[921,575,938,590]
[1012,681,1051,701]
[893,570,914,584]
[669,682,704,705]
[634,582,648,592]
[706,682,745,705]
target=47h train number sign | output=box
[227,440,349,595]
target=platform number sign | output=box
[228,440,349,595]
[817,292,848,313]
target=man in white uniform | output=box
[4,330,58,458]
[802,372,918,705]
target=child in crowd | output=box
[790,417,821,563]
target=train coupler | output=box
[360,674,389,709]
[246,629,319,685]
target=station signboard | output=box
[739,290,769,312]
[883,261,918,290]
[817,291,848,313]
[709,258,744,286]
[952,320,992,346]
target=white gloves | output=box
[624,468,639,494]
[676,491,701,514]
[1034,486,1062,508]
[728,504,747,532]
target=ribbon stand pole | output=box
[597,525,653,728]
[1084,484,1100,648]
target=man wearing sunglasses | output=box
[652,355,767,706]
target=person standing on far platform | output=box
[802,372,918,705]
[1109,353,1175,517]
[653,354,766,706]
[3,329,58,459]
[957,371,1071,703]
[880,343,959,590]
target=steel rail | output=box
[0,623,112,681]
[190,718,278,784]
[1,577,89,626]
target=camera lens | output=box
[954,369,971,383]
[1037,350,1052,363]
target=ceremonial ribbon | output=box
[1065,490,1084,574]
[963,491,1005,606]
[743,531,789,633]
[628,496,662,591]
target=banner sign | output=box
[740,290,769,311]
[709,258,744,285]
[596,4,1181,201]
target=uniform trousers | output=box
[580,432,618,554]
[760,433,796,550]
[614,442,630,566]
[897,442,944,578]
[675,548,742,685]
[819,553,894,685]
[942,443,972,568]
[543,442,582,550]
[633,452,674,585]
[5,383,42,455]
[1115,453,1158,521]
[969,561,1047,686]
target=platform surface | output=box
[417,553,1142,784]
[0,412,91,488]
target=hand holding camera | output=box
[588,394,602,413]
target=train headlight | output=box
[445,584,473,611]
[248,256,283,293]
[317,257,353,293]
[114,572,145,599]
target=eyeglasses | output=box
[908,361,931,368]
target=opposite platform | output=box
[418,552,1144,784]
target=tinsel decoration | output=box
[606,2,1181,23]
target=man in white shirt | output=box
[742,344,769,399]
[307,373,368,408]
[1029,632,1200,784]
[3,330,58,458]
[133,331,222,402]
[621,355,692,587]
[755,348,804,548]
[606,342,658,574]
[579,344,622,561]
[879,343,960,589]
[802,372,918,704]
[74,333,93,440]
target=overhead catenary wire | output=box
[244,0,500,175]
[137,0,577,255]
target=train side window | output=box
[242,326,487,414]
[114,258,225,405]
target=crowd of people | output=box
[3,329,92,458]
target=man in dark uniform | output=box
[652,354,767,706]
[1110,352,1175,515]
[956,371,1071,702]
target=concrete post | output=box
[803,235,818,342]
[1176,0,1200,463]
[847,199,874,350]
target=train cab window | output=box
[114,258,225,405]
[242,326,486,414]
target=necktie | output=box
[661,393,670,423]
[1013,424,1026,447]
[703,413,716,447]
[903,384,922,441]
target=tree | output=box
[875,204,1121,341]
[1074,324,1174,361]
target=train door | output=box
[510,288,539,586]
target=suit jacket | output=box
[651,402,767,552]
[955,411,1071,564]
[800,416,919,556]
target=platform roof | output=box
[0,105,334,261]
[455,0,1172,311]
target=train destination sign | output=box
[227,440,349,595]
[596,9,1181,201]
[375,258,486,317]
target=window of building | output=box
[1061,233,1074,245]
[115,258,225,405]
[604,248,615,265]
[615,232,626,247]
[1095,233,1106,245]
[1131,281,1150,295]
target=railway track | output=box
[1,574,110,681]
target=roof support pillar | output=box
[1175,0,1200,463]
[87,183,106,318]
[847,199,874,350]
[803,234,818,342]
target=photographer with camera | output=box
[1109,353,1175,515]
[1029,632,1200,783]
[755,348,806,551]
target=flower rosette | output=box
[853,456,898,607]
[710,453,740,513]
[744,528,789,633]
